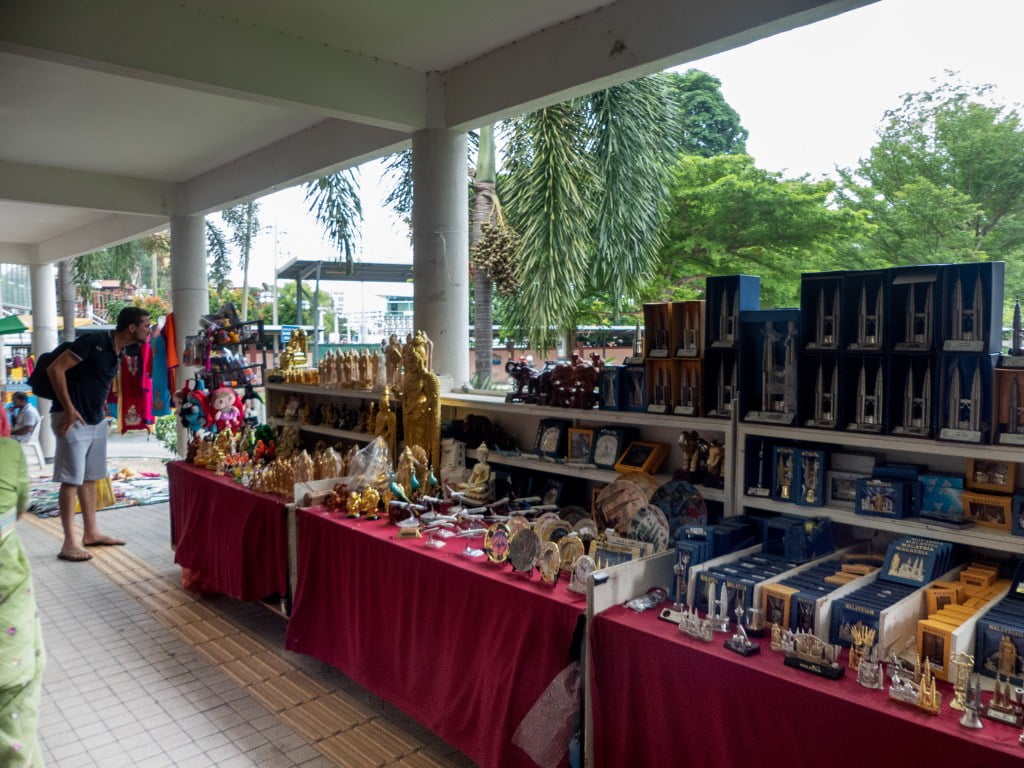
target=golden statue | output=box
[279,328,308,370]
[385,334,404,392]
[357,349,371,389]
[402,332,441,470]
[374,386,398,465]
[457,442,491,503]
[395,446,416,500]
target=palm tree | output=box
[304,169,363,266]
[72,241,148,320]
[501,74,679,348]
[221,202,263,321]
[471,125,498,383]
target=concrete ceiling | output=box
[0,0,875,266]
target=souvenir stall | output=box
[165,262,1024,768]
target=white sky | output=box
[237,0,1024,312]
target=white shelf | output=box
[737,493,1024,554]
[468,449,726,503]
[268,417,373,443]
[441,392,728,432]
[265,382,381,400]
[737,421,1024,462]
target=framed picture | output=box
[592,427,629,470]
[826,470,865,509]
[598,366,626,411]
[588,537,643,568]
[614,440,667,475]
[966,458,1016,493]
[568,427,595,463]
[534,418,569,459]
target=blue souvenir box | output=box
[939,261,1004,354]
[855,478,907,519]
[921,473,966,523]
[937,353,997,443]
[705,274,761,350]
[739,309,801,425]
[974,562,1024,682]
[1014,492,1024,537]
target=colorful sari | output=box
[0,420,45,766]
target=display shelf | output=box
[265,382,380,400]
[268,417,373,443]
[441,392,728,432]
[738,421,1024,462]
[738,493,1024,554]
[468,449,726,503]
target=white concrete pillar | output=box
[30,263,58,459]
[170,215,208,455]
[412,128,469,387]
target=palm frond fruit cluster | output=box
[472,222,522,297]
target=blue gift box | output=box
[921,473,966,523]
[1013,492,1024,537]
[855,478,907,519]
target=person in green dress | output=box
[0,406,45,766]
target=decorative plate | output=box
[538,542,561,584]
[508,514,530,538]
[559,505,588,526]
[617,470,660,500]
[650,480,707,541]
[625,504,671,553]
[558,533,585,572]
[509,528,542,574]
[573,517,599,537]
[484,522,511,563]
[594,479,648,536]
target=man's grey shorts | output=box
[51,421,108,486]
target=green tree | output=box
[205,219,231,292]
[221,202,264,322]
[837,78,1024,308]
[666,69,748,157]
[651,154,868,308]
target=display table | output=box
[167,461,289,602]
[590,605,1023,768]
[285,507,586,768]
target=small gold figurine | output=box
[402,331,441,470]
[950,652,975,711]
[374,387,398,466]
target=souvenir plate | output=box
[650,480,707,541]
[573,517,599,537]
[508,514,530,538]
[558,533,585,571]
[594,479,648,536]
[484,523,511,563]
[617,470,660,501]
[509,528,542,574]
[536,517,573,544]
[560,505,588,526]
[625,504,671,553]
[538,542,561,584]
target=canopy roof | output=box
[0,0,873,267]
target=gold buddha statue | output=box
[374,386,398,466]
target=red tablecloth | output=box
[285,508,586,768]
[168,461,289,602]
[591,605,1023,768]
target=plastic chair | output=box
[21,420,44,466]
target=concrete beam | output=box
[0,160,172,216]
[0,0,427,132]
[0,243,35,264]
[34,214,168,265]
[445,0,874,129]
[176,119,409,216]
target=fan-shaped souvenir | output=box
[650,480,707,541]
[625,504,671,553]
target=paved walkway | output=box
[22,500,476,767]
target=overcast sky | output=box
[240,0,1024,304]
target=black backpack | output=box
[27,341,74,400]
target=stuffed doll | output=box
[176,382,210,433]
[241,384,264,428]
[209,386,244,433]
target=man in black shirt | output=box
[48,307,152,562]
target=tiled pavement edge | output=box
[22,506,476,768]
